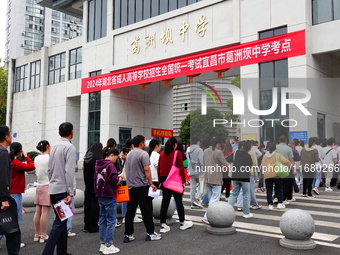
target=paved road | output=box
[1,171,340,255]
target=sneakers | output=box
[273,197,278,204]
[99,244,106,253]
[307,195,315,198]
[133,216,143,223]
[20,243,25,248]
[287,198,296,202]
[115,222,122,228]
[180,220,193,230]
[145,232,162,241]
[277,203,286,209]
[325,187,333,192]
[191,205,203,209]
[160,224,170,233]
[302,194,307,197]
[123,235,135,243]
[103,244,120,254]
[268,205,274,210]
[237,207,243,211]
[193,201,204,208]
[243,213,254,219]
[251,205,262,210]
[312,187,320,195]
[68,232,76,237]
[201,218,210,225]
[283,200,290,205]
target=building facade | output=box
[6,0,340,167]
[5,0,82,61]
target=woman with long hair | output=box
[149,139,161,188]
[157,137,193,233]
[10,142,36,248]
[33,140,51,243]
[300,137,320,197]
[83,142,103,233]
[261,142,292,210]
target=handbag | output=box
[275,154,290,178]
[0,197,20,235]
[293,181,300,193]
[163,151,184,194]
[116,185,130,203]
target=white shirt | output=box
[150,151,160,182]
[322,146,337,167]
[34,154,50,185]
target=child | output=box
[94,148,122,254]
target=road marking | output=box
[179,214,338,242]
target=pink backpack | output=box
[163,151,184,193]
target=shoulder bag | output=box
[163,151,184,193]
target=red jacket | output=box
[10,157,36,194]
[158,150,186,183]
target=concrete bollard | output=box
[22,188,36,208]
[279,209,316,250]
[206,201,236,235]
[152,196,176,226]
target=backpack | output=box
[188,147,199,171]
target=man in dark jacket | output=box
[0,126,21,254]
[227,140,254,218]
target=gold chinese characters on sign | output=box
[131,15,208,54]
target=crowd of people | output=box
[1,122,340,255]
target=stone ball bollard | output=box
[152,196,176,225]
[73,189,84,208]
[206,201,236,235]
[279,209,316,250]
[22,188,36,208]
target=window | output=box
[259,26,289,141]
[15,65,28,92]
[113,0,202,29]
[48,53,66,85]
[69,47,82,80]
[88,92,101,148]
[181,103,188,111]
[87,0,107,42]
[119,127,132,147]
[30,60,40,89]
[312,0,340,24]
[317,113,326,139]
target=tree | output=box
[0,59,7,126]
[224,75,240,124]
[179,107,228,145]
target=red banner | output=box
[82,30,306,94]
[151,128,173,138]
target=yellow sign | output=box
[241,134,257,141]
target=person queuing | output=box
[42,122,76,255]
[83,142,103,233]
[33,140,51,243]
[202,137,230,224]
[0,126,21,254]
[187,137,204,209]
[94,148,122,254]
[261,142,292,210]
[300,137,320,197]
[123,135,162,243]
[10,142,36,248]
[157,137,193,233]
[149,139,161,188]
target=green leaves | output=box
[0,59,8,126]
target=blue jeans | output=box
[67,199,75,233]
[312,166,322,188]
[237,176,258,207]
[98,197,117,246]
[10,194,22,225]
[228,181,251,215]
[204,184,221,220]
[121,202,127,218]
